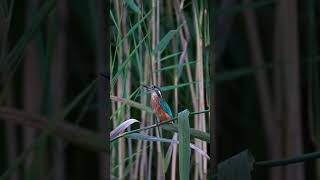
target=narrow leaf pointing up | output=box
[178,109,191,180]
[152,24,184,55]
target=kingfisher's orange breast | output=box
[156,108,172,121]
[151,93,173,123]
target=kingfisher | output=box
[142,85,174,124]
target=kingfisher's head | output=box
[142,84,162,98]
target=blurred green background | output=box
[214,0,319,180]
[0,0,106,180]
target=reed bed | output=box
[110,0,210,179]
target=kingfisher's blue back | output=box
[159,98,173,119]
[150,86,173,123]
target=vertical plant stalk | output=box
[170,134,178,180]
[277,0,304,179]
[120,5,133,178]
[110,1,119,179]
[173,1,198,178]
[272,1,285,180]
[50,1,67,179]
[151,0,157,85]
[209,0,217,173]
[243,0,283,180]
[117,46,126,179]
[145,54,152,180]
[91,0,108,179]
[110,2,115,178]
[171,44,178,179]
[23,0,42,177]
[147,128,154,180]
[114,1,125,179]
[156,0,161,85]
[193,1,207,179]
[106,1,111,177]
[140,107,153,180]
[151,0,165,179]
[132,1,143,178]
[134,52,150,179]
[168,1,178,179]
[191,3,203,179]
[33,3,56,178]
[306,0,320,177]
[1,1,19,179]
[139,140,147,180]
[173,0,196,109]
[175,0,198,177]
[110,2,116,179]
[110,66,116,178]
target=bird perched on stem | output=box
[142,85,174,124]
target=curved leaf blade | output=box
[110,119,140,139]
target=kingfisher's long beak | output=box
[141,84,152,91]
